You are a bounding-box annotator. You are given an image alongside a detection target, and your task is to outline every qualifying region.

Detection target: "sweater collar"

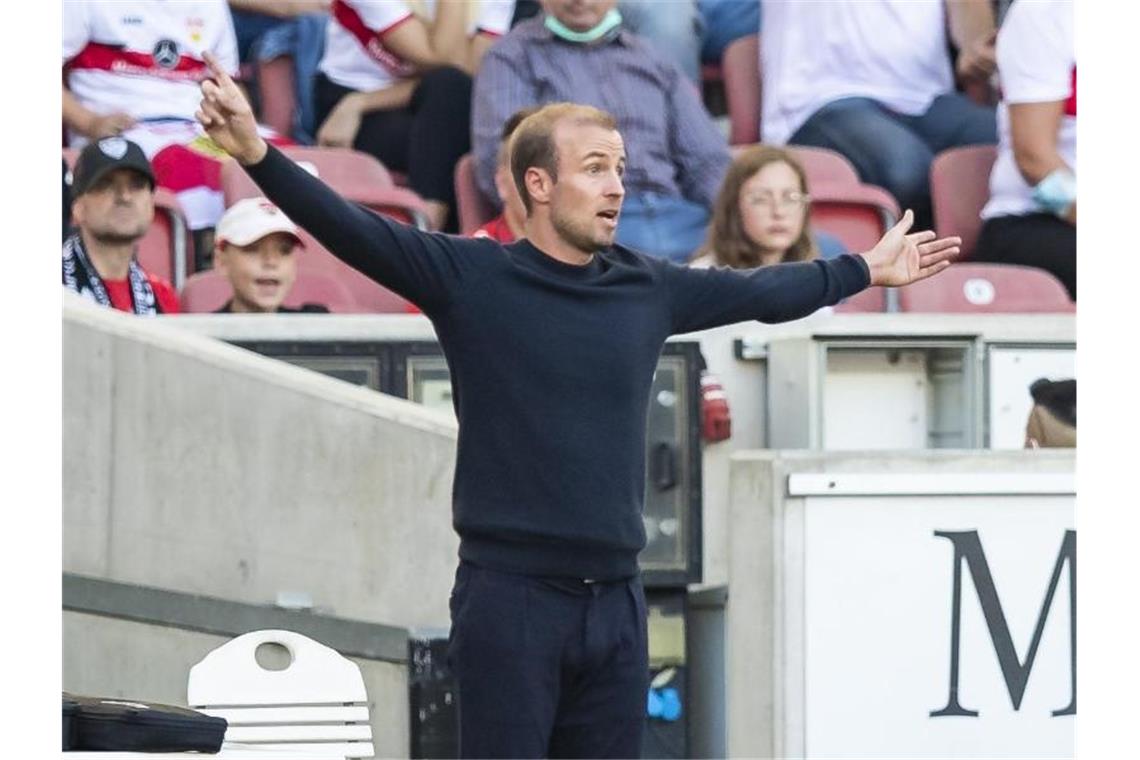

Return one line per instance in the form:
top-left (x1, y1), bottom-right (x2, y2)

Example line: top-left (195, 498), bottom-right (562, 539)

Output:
top-left (515, 240), bottom-right (606, 279)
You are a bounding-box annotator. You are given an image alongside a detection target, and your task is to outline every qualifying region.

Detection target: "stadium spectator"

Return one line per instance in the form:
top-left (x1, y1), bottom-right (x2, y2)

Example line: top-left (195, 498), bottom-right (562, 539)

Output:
top-left (62, 0), bottom-right (256, 232)
top-left (472, 0), bottom-right (731, 263)
top-left (974, 0), bottom-right (1075, 301)
top-left (698, 0), bottom-right (759, 65)
top-left (1024, 378), bottom-right (1076, 449)
top-left (63, 159), bottom-right (73, 243)
top-left (691, 145), bottom-right (846, 268)
top-left (314, 0), bottom-right (515, 232)
top-left (617, 0), bottom-right (760, 85)
top-left (63, 138), bottom-right (180, 315)
top-left (617, 0), bottom-right (702, 83)
top-left (211, 197), bottom-right (329, 313)
top-left (760, 0), bottom-right (998, 230)
top-left (228, 0), bottom-right (331, 144)
top-left (471, 107), bottom-right (538, 243)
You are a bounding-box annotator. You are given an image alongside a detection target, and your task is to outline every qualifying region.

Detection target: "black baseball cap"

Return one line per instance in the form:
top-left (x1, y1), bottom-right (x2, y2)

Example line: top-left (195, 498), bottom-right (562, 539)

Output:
top-left (71, 137), bottom-right (156, 197)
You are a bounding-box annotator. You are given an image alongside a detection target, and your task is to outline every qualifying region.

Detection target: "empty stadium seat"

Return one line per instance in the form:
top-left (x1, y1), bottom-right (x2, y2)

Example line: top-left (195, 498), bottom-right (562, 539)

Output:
top-left (455, 153), bottom-right (497, 235)
top-left (834, 286), bottom-right (887, 313)
top-left (136, 189), bottom-right (193, 289)
top-left (897, 263), bottom-right (1074, 313)
top-left (221, 147), bottom-right (430, 229)
top-left (930, 144), bottom-right (998, 261)
top-left (722, 34), bottom-right (760, 145)
top-left (220, 150), bottom-right (422, 313)
top-left (808, 181), bottom-right (900, 254)
top-left (787, 145), bottom-right (862, 187)
top-left (179, 266), bottom-right (360, 314)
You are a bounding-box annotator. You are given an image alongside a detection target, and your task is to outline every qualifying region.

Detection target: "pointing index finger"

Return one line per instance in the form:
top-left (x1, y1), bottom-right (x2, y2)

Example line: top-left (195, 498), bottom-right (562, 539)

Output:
top-left (202, 51), bottom-right (234, 88)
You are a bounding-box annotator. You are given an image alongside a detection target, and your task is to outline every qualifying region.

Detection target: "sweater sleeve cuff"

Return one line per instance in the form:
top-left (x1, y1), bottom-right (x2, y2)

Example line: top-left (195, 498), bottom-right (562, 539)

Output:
top-left (833, 253), bottom-right (872, 298)
top-left (242, 142), bottom-right (289, 182)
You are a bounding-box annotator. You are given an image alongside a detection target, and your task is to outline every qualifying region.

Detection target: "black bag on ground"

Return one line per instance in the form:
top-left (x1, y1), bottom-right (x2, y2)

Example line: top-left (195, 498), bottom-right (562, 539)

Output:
top-left (63, 692), bottom-right (227, 752)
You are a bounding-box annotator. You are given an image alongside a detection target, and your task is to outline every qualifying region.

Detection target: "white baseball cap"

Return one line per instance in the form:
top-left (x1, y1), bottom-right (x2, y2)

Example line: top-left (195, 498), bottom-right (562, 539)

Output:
top-left (216, 197), bottom-right (304, 248)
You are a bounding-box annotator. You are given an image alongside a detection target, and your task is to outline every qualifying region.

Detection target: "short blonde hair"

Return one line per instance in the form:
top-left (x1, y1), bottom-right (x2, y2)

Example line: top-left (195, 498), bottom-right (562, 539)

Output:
top-left (509, 102), bottom-right (619, 213)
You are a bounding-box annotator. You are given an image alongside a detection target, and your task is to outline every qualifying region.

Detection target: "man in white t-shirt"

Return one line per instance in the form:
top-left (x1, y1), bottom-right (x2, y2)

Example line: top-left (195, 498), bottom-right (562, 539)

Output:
top-left (974, 0), bottom-right (1075, 301)
top-left (313, 0), bottom-right (515, 231)
top-left (761, 0), bottom-right (998, 230)
top-left (62, 0), bottom-right (251, 231)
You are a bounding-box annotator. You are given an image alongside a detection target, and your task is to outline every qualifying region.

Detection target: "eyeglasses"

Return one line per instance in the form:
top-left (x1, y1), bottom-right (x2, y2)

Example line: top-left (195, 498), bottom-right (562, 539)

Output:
top-left (744, 191), bottom-right (810, 210)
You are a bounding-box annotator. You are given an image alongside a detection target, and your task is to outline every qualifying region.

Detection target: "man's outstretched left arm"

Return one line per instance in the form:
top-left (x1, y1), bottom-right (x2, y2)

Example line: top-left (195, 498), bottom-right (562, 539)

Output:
top-left (665, 210), bottom-right (959, 334)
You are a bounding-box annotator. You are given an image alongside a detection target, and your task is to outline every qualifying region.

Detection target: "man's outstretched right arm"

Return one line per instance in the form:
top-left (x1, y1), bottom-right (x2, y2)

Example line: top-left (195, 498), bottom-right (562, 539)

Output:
top-left (196, 52), bottom-right (476, 314)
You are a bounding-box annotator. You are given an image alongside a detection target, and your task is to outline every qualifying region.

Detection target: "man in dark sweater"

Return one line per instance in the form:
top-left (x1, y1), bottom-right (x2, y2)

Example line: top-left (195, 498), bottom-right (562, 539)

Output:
top-left (197, 53), bottom-right (959, 759)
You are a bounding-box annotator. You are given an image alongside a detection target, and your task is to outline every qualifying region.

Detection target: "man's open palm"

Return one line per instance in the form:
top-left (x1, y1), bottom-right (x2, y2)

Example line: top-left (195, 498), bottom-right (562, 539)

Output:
top-left (863, 210), bottom-right (961, 287)
top-left (196, 52), bottom-right (266, 165)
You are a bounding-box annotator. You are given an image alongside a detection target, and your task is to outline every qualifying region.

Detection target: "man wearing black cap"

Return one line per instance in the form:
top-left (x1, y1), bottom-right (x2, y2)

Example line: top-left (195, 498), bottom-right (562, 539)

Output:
top-left (63, 137), bottom-right (180, 315)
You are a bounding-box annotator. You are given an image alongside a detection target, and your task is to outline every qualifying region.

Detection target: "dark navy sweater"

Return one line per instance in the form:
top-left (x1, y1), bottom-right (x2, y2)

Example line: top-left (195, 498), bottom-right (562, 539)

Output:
top-left (246, 144), bottom-right (870, 580)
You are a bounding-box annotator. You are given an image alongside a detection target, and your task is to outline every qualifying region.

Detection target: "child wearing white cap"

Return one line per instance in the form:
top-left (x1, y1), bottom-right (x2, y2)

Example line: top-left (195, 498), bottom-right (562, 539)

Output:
top-left (212, 197), bottom-right (328, 313)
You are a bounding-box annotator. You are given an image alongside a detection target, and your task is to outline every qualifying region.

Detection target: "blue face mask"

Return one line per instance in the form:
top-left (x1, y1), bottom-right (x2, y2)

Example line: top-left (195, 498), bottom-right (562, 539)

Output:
top-left (544, 8), bottom-right (623, 44)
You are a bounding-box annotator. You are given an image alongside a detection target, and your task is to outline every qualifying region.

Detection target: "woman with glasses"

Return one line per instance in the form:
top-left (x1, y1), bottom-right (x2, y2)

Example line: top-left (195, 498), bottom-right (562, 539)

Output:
top-left (690, 145), bottom-right (846, 269)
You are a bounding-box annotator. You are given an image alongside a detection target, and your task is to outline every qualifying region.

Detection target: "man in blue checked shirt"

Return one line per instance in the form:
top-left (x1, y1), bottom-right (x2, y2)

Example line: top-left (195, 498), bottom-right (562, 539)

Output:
top-left (472, 0), bottom-right (731, 265)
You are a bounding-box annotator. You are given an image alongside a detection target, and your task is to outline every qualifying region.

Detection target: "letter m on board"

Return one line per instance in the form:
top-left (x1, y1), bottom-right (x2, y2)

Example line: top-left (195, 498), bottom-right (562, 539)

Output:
top-left (930, 530), bottom-right (1076, 718)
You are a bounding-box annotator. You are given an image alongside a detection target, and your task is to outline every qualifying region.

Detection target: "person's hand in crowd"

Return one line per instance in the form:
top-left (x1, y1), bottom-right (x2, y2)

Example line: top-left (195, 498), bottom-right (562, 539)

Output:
top-left (860, 209), bottom-right (960, 287)
top-left (956, 30), bottom-right (998, 84)
top-left (87, 111), bottom-right (136, 138)
top-left (196, 52), bottom-right (268, 165)
top-left (316, 93), bottom-right (364, 149)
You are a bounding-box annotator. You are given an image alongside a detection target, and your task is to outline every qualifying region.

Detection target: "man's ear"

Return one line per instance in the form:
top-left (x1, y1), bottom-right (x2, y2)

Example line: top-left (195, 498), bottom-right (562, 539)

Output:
top-left (212, 244), bottom-right (230, 274)
top-left (524, 167), bottom-right (553, 207)
top-left (70, 197), bottom-right (85, 228)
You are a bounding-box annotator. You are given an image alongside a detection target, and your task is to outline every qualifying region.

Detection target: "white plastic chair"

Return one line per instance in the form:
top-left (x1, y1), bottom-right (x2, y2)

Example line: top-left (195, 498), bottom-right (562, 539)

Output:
top-left (187, 630), bottom-right (374, 759)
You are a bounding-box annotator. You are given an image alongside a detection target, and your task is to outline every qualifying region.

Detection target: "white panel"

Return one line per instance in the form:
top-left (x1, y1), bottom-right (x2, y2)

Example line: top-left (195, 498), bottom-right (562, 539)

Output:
top-left (238, 742), bottom-right (375, 758)
top-left (824, 350), bottom-right (929, 450)
top-left (788, 472), bottom-right (1075, 496)
top-left (226, 725), bottom-right (372, 742)
top-left (65, 749), bottom-right (347, 759)
top-left (987, 348), bottom-right (1075, 449)
top-left (205, 706), bottom-right (369, 725)
top-left (188, 630), bottom-right (369, 706)
top-left (802, 494), bottom-right (1074, 758)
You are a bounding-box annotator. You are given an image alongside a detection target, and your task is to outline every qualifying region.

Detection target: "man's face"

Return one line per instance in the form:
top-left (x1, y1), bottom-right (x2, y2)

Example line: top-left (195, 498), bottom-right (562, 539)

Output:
top-left (71, 168), bottom-right (154, 245)
top-left (547, 122), bottom-right (626, 253)
top-left (543, 0), bottom-right (617, 31)
top-left (214, 232), bottom-right (299, 313)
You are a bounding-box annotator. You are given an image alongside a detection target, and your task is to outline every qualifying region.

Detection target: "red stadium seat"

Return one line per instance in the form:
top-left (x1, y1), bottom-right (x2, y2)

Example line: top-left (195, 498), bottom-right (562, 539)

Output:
top-left (834, 286), bottom-right (887, 313)
top-left (136, 189), bottom-right (193, 289)
top-left (722, 34), bottom-right (760, 146)
top-left (930, 144), bottom-right (997, 261)
top-left (455, 153), bottom-right (497, 235)
top-left (179, 266), bottom-right (361, 314)
top-left (808, 181), bottom-right (900, 254)
top-left (221, 147), bottom-right (430, 229)
top-left (220, 150), bottom-right (423, 312)
top-left (787, 145), bottom-right (861, 188)
top-left (897, 263), bottom-right (1074, 313)
top-left (290, 228), bottom-right (417, 313)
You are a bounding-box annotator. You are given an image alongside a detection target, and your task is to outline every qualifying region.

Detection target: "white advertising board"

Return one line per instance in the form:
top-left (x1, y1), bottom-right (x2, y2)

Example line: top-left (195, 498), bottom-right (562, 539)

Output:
top-left (800, 490), bottom-right (1075, 758)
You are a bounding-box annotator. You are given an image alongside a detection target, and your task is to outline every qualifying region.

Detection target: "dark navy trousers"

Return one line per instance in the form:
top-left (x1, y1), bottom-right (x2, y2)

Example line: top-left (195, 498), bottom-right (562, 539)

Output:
top-left (447, 561), bottom-right (649, 759)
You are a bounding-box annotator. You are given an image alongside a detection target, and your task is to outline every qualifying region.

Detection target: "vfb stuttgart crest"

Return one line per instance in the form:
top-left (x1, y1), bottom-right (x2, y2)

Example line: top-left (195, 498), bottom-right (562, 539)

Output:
top-left (153, 39), bottom-right (180, 69)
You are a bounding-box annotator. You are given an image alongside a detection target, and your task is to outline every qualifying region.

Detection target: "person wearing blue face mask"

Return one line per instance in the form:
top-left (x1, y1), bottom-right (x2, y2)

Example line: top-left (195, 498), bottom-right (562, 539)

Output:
top-left (472, 0), bottom-right (732, 265)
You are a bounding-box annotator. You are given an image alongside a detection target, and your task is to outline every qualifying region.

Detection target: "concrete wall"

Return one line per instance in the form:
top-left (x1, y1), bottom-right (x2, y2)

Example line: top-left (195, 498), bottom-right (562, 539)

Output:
top-left (64, 294), bottom-right (460, 629)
